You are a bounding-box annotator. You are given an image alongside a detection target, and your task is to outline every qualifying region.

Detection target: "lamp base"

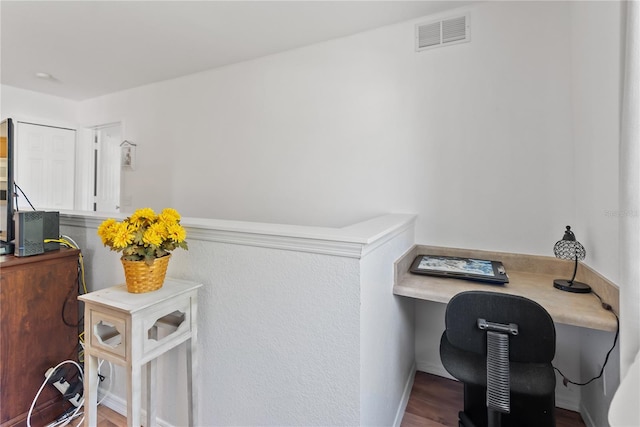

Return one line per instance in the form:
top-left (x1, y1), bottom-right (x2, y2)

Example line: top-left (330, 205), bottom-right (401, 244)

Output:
top-left (553, 279), bottom-right (592, 293)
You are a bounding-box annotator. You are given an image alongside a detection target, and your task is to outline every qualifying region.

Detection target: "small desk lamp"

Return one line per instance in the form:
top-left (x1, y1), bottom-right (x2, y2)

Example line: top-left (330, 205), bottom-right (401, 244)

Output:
top-left (553, 225), bottom-right (591, 293)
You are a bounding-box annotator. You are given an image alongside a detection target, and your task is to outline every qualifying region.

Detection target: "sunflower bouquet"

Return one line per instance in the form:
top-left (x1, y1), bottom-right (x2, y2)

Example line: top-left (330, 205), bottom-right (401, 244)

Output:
top-left (97, 207), bottom-right (188, 266)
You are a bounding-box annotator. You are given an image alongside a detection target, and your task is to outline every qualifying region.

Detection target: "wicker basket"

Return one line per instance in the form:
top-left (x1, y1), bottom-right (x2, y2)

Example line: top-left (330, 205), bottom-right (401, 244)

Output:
top-left (121, 255), bottom-right (171, 293)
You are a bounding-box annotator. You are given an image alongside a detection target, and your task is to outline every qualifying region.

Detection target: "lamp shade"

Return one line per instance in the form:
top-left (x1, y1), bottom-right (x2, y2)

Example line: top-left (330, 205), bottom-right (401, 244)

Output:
top-left (553, 226), bottom-right (586, 261)
top-left (552, 225), bottom-right (591, 293)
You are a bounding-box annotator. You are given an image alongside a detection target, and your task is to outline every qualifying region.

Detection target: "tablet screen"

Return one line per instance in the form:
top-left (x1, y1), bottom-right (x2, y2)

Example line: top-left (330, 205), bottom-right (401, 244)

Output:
top-left (417, 256), bottom-right (496, 277)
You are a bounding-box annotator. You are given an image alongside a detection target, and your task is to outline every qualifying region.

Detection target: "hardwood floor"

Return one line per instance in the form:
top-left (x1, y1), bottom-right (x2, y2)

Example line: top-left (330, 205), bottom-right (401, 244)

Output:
top-left (401, 371), bottom-right (587, 427)
top-left (96, 371), bottom-right (587, 426)
top-left (96, 405), bottom-right (126, 427)
top-left (402, 371), bottom-right (464, 426)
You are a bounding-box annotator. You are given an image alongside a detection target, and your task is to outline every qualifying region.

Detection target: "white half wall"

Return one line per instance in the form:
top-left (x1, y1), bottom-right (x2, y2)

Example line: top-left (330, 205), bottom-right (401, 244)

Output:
top-left (360, 224), bottom-right (415, 426)
top-left (61, 212), bottom-right (415, 425)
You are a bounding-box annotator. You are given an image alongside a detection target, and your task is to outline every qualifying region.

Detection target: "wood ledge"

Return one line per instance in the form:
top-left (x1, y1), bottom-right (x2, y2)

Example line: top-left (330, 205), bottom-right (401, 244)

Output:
top-left (393, 245), bottom-right (619, 332)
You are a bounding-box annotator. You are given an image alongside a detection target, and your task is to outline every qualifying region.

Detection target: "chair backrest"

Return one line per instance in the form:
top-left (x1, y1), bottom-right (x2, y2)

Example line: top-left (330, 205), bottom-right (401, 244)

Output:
top-left (444, 291), bottom-right (555, 363)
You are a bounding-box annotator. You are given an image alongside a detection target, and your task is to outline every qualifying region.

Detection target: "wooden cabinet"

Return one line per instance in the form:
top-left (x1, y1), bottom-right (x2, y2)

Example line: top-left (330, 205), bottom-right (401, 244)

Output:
top-left (0, 249), bottom-right (80, 427)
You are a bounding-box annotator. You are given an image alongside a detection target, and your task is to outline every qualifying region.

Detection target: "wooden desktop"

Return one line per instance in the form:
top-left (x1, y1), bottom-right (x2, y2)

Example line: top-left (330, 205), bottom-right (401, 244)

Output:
top-left (393, 245), bottom-right (618, 332)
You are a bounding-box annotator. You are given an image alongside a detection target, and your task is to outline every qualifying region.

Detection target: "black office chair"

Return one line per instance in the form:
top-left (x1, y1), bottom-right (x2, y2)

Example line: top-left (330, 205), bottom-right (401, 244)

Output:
top-left (440, 291), bottom-right (556, 427)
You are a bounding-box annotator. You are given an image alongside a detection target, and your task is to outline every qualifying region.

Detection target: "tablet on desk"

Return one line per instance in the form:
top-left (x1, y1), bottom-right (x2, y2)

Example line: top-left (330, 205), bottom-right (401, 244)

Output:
top-left (409, 255), bottom-right (509, 285)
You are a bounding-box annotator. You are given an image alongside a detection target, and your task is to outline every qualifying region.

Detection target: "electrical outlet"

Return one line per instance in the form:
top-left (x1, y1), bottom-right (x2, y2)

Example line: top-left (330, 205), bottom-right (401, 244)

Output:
top-left (46, 367), bottom-right (70, 395)
top-left (45, 367), bottom-right (82, 407)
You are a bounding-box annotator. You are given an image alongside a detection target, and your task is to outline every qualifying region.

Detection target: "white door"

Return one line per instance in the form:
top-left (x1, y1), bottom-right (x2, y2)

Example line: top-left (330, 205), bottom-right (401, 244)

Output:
top-left (15, 122), bottom-right (76, 210)
top-left (94, 124), bottom-right (121, 213)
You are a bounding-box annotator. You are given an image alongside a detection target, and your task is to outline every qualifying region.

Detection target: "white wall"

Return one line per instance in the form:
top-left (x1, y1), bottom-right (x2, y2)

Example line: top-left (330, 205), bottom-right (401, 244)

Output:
top-left (359, 225), bottom-right (415, 425)
top-left (75, 1), bottom-right (574, 256)
top-left (570, 2), bottom-right (623, 426)
top-left (571, 1), bottom-right (622, 285)
top-left (0, 84), bottom-right (78, 126)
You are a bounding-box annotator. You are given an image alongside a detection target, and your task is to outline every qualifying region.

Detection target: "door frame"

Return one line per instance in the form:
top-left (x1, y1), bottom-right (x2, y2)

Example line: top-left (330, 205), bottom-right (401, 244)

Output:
top-left (89, 122), bottom-right (122, 213)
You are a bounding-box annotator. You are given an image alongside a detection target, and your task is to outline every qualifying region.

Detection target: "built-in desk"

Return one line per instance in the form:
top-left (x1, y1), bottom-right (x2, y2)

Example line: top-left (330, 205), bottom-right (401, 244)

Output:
top-left (394, 245), bottom-right (619, 332)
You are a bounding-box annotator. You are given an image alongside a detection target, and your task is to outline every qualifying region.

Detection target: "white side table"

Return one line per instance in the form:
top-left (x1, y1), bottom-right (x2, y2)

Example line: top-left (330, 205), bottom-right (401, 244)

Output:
top-left (79, 278), bottom-right (202, 427)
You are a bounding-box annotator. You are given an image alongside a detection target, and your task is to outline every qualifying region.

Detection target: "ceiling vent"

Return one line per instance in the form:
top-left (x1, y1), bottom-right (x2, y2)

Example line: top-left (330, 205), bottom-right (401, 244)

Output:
top-left (415, 14), bottom-right (470, 52)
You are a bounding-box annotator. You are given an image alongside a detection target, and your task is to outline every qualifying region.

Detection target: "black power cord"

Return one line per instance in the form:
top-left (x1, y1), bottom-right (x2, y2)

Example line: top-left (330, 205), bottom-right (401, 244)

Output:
top-left (553, 290), bottom-right (619, 387)
top-left (61, 253), bottom-right (85, 328)
top-left (13, 182), bottom-right (36, 211)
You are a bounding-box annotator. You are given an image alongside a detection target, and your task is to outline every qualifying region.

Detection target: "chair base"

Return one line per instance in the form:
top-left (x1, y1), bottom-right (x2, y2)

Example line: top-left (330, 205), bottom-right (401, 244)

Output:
top-left (461, 384), bottom-right (556, 427)
top-left (459, 411), bottom-right (477, 427)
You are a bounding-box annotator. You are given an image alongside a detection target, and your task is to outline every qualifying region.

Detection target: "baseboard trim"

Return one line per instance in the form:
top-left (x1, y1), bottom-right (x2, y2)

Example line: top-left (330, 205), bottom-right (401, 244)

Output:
top-left (416, 361), bottom-right (581, 412)
top-left (393, 363), bottom-right (417, 427)
top-left (556, 389), bottom-right (580, 412)
top-left (99, 391), bottom-right (173, 427)
top-left (580, 402), bottom-right (598, 427)
top-left (415, 361), bottom-right (454, 380)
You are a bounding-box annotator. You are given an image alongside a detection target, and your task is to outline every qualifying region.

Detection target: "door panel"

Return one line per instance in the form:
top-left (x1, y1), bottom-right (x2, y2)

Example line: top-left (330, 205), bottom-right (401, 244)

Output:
top-left (15, 123), bottom-right (76, 210)
top-left (94, 124), bottom-right (121, 213)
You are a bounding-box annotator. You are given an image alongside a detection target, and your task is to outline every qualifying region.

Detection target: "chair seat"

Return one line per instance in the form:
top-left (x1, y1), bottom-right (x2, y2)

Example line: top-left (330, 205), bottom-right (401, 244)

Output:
top-left (440, 332), bottom-right (556, 397)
